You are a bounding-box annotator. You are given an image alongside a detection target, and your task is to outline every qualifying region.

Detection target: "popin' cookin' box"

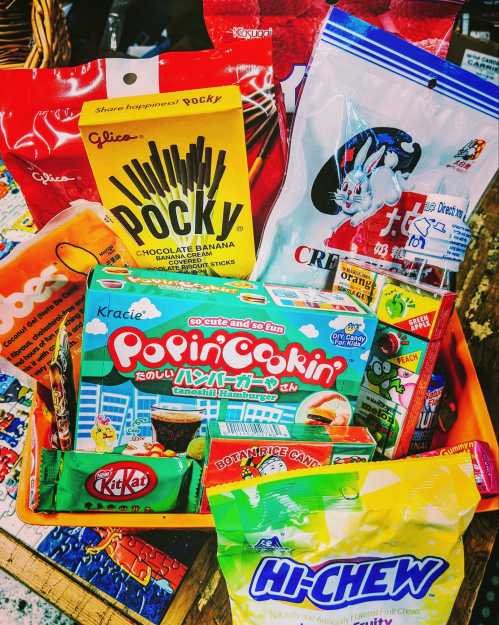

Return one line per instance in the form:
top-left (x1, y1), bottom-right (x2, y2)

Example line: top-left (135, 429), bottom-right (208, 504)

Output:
top-left (75, 266), bottom-right (377, 452)
top-left (200, 421), bottom-right (376, 512)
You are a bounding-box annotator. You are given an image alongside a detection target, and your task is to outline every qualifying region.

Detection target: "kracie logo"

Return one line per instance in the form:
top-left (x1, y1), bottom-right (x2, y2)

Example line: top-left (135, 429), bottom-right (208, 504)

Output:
top-left (108, 328), bottom-right (347, 387)
top-left (88, 130), bottom-right (140, 150)
top-left (86, 461), bottom-right (157, 501)
top-left (31, 171), bottom-right (76, 185)
top-left (0, 265), bottom-right (68, 335)
top-left (249, 555), bottom-right (448, 610)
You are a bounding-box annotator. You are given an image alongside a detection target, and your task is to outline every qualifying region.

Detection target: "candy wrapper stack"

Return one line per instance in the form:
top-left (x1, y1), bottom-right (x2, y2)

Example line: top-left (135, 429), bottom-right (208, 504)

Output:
top-left (0, 5), bottom-right (498, 625)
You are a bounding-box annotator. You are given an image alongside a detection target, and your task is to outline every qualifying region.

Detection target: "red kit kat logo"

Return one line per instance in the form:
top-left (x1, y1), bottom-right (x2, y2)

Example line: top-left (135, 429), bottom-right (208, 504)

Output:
top-left (86, 461), bottom-right (157, 501)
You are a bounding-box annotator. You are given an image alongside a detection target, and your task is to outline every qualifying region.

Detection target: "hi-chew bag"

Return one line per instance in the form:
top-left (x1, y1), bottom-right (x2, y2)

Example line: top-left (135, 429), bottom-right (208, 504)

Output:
top-left (253, 8), bottom-right (499, 289)
top-left (0, 41), bottom-right (285, 244)
top-left (208, 454), bottom-right (480, 625)
top-left (0, 202), bottom-right (133, 388)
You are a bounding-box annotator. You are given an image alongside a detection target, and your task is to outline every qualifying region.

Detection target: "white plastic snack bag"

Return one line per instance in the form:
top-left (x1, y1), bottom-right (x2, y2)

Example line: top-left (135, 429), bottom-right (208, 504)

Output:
top-left (253, 8), bottom-right (499, 289)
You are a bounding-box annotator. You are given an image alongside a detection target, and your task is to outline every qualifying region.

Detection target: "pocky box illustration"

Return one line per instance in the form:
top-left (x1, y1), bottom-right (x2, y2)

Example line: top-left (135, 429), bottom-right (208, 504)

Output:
top-left (76, 266), bottom-right (377, 452)
top-left (79, 85), bottom-right (255, 278)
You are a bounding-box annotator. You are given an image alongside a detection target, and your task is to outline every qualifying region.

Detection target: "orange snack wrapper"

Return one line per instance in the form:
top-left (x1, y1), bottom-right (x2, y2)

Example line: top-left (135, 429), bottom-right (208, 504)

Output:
top-left (0, 202), bottom-right (133, 388)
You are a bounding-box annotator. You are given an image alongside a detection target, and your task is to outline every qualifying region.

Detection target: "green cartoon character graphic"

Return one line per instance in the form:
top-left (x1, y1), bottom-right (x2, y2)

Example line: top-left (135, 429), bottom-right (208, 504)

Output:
top-left (366, 359), bottom-right (405, 400)
top-left (384, 292), bottom-right (415, 319)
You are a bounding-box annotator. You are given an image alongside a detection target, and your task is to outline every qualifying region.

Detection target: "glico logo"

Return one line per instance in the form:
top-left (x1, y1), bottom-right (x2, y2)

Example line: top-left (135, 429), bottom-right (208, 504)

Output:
top-left (108, 328), bottom-right (347, 387)
top-left (86, 461), bottom-right (157, 501)
top-left (249, 555), bottom-right (448, 610)
top-left (88, 130), bottom-right (140, 150)
top-left (31, 171), bottom-right (76, 185)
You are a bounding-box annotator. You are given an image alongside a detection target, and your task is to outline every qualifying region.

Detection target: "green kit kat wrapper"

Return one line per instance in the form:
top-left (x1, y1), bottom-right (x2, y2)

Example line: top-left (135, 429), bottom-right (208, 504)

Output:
top-left (37, 449), bottom-right (197, 513)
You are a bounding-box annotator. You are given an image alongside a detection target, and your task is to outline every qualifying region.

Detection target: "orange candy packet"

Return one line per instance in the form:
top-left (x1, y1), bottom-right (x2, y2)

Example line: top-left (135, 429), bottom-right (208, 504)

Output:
top-left (0, 202), bottom-right (133, 388)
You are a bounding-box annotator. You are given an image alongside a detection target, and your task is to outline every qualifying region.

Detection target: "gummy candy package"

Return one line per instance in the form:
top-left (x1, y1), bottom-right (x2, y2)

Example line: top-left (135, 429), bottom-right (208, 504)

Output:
top-left (253, 8), bottom-right (499, 289)
top-left (208, 454), bottom-right (479, 625)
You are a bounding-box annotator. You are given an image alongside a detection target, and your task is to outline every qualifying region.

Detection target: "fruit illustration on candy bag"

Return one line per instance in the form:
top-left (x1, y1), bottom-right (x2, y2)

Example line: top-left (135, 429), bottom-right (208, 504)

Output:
top-left (384, 291), bottom-right (416, 319)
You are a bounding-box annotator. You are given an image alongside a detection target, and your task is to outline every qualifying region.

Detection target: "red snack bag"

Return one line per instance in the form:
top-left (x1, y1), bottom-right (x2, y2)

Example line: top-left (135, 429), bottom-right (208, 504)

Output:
top-left (0, 41), bottom-right (285, 244)
top-left (337, 0), bottom-right (465, 58)
top-left (204, 0), bottom-right (328, 112)
top-left (204, 0), bottom-right (464, 113)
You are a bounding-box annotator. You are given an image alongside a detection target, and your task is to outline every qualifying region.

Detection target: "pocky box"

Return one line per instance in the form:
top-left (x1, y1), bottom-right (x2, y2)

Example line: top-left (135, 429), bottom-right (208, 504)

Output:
top-left (201, 421), bottom-right (376, 512)
top-left (76, 266), bottom-right (377, 452)
top-left (79, 85), bottom-right (255, 278)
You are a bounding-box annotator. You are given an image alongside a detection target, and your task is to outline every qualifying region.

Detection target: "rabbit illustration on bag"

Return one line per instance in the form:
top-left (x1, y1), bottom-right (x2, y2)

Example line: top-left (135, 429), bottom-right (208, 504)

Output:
top-left (328, 136), bottom-right (412, 233)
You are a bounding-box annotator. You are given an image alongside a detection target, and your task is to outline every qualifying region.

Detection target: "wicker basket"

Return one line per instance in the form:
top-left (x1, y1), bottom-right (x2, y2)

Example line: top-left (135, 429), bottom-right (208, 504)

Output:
top-left (0, 0), bottom-right (70, 69)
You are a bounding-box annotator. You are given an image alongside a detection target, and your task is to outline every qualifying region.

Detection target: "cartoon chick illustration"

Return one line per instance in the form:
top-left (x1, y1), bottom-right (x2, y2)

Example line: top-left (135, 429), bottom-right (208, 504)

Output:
top-left (241, 454), bottom-right (287, 479)
top-left (366, 359), bottom-right (405, 400)
top-left (90, 414), bottom-right (117, 452)
top-left (344, 322), bottom-right (361, 335)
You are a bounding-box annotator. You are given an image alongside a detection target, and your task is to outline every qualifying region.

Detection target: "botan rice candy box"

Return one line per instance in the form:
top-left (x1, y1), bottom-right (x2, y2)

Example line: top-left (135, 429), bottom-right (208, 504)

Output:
top-left (79, 85), bottom-right (255, 278)
top-left (75, 266), bottom-right (377, 452)
top-left (200, 421), bottom-right (376, 512)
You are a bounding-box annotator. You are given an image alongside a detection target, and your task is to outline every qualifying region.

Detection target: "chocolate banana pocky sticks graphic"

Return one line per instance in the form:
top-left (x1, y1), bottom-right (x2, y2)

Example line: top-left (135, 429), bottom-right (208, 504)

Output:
top-left (80, 86), bottom-right (255, 278)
